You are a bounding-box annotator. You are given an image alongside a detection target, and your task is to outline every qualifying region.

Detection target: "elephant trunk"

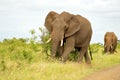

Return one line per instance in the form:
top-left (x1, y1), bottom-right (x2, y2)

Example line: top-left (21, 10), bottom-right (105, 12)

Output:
top-left (51, 31), bottom-right (64, 57)
top-left (51, 38), bottom-right (60, 58)
top-left (106, 45), bottom-right (110, 52)
top-left (105, 44), bottom-right (113, 53)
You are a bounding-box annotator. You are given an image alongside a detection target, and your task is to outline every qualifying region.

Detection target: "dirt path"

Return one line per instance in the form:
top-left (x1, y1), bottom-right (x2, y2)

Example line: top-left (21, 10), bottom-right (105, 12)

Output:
top-left (82, 64), bottom-right (120, 80)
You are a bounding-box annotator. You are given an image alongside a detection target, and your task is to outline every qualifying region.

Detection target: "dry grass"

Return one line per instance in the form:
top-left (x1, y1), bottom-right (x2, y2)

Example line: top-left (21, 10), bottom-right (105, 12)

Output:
top-left (0, 42), bottom-right (120, 80)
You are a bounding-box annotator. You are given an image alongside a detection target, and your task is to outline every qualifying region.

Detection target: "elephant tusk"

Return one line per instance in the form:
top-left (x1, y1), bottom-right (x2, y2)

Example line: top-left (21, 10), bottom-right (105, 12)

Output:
top-left (110, 45), bottom-right (113, 49)
top-left (60, 39), bottom-right (63, 46)
top-left (46, 38), bottom-right (51, 43)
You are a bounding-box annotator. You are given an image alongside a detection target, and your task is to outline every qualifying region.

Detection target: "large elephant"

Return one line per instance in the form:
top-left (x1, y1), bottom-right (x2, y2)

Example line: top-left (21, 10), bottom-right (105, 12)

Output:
top-left (104, 32), bottom-right (118, 53)
top-left (44, 11), bottom-right (92, 64)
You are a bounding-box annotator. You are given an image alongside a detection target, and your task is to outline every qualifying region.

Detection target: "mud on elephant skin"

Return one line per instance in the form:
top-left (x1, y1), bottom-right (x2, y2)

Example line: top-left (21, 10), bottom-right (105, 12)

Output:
top-left (44, 11), bottom-right (93, 64)
top-left (104, 32), bottom-right (118, 54)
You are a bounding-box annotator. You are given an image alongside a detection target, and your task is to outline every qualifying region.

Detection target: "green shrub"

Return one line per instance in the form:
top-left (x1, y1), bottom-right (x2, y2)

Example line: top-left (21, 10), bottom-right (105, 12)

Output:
top-left (90, 43), bottom-right (103, 54)
top-left (0, 55), bottom-right (6, 71)
top-left (68, 50), bottom-right (79, 61)
top-left (9, 48), bottom-right (33, 63)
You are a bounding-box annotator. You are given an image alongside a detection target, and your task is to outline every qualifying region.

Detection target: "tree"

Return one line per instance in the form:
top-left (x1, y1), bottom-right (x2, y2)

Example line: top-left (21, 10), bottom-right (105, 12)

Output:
top-left (39, 27), bottom-right (51, 57)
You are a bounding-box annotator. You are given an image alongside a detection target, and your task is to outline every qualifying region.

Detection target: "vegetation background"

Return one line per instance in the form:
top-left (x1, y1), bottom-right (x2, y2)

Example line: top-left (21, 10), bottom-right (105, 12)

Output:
top-left (0, 28), bottom-right (120, 80)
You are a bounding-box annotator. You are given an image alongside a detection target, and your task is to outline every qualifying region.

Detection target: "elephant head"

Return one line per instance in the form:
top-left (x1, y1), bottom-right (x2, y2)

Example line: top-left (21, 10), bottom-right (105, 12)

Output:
top-left (44, 11), bottom-right (80, 57)
top-left (104, 37), bottom-right (113, 53)
top-left (44, 11), bottom-right (58, 33)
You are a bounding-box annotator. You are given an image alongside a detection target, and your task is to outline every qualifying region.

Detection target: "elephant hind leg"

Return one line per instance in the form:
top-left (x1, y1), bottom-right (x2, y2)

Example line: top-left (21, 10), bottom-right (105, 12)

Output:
top-left (78, 47), bottom-right (91, 64)
top-left (113, 45), bottom-right (117, 53)
top-left (78, 47), bottom-right (86, 63)
top-left (84, 51), bottom-right (91, 64)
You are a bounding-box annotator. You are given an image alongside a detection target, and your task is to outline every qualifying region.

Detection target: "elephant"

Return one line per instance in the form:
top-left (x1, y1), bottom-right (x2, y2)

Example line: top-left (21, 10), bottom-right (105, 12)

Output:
top-left (104, 32), bottom-right (118, 53)
top-left (44, 11), bottom-right (93, 64)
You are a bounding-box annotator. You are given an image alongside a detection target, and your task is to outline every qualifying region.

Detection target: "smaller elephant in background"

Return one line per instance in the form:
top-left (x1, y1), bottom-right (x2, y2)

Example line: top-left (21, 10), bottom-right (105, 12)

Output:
top-left (104, 32), bottom-right (118, 54)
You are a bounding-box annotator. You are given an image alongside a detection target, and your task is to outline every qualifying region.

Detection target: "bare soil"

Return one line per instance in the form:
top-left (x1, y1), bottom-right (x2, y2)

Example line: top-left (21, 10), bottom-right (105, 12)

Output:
top-left (82, 64), bottom-right (120, 80)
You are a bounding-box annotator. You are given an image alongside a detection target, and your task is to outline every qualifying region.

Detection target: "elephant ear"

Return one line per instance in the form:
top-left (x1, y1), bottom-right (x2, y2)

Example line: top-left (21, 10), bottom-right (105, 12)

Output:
top-left (65, 15), bottom-right (80, 37)
top-left (44, 11), bottom-right (58, 33)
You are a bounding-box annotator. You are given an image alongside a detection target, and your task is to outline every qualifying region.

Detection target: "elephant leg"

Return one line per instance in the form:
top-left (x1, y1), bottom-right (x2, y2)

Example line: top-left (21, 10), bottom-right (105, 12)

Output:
top-left (79, 54), bottom-right (84, 63)
top-left (61, 36), bottom-right (75, 62)
top-left (110, 49), bottom-right (114, 54)
top-left (78, 47), bottom-right (88, 63)
top-left (114, 46), bottom-right (117, 53)
top-left (110, 46), bottom-right (114, 54)
top-left (84, 51), bottom-right (91, 64)
top-left (113, 45), bottom-right (117, 53)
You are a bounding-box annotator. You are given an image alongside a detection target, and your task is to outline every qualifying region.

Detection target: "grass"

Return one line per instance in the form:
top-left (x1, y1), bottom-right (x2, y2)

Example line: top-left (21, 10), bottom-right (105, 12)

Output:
top-left (0, 39), bottom-right (120, 80)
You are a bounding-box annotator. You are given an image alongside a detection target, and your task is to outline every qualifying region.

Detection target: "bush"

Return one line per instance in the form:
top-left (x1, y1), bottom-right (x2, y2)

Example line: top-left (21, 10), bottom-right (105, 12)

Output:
top-left (10, 49), bottom-right (33, 63)
top-left (0, 55), bottom-right (6, 71)
top-left (90, 43), bottom-right (103, 54)
top-left (68, 50), bottom-right (79, 61)
top-left (39, 28), bottom-right (52, 59)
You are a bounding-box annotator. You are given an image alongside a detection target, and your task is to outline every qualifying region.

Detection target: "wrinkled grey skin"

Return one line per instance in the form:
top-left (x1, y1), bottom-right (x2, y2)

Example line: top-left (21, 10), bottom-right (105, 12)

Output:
top-left (44, 11), bottom-right (92, 64)
top-left (104, 32), bottom-right (118, 54)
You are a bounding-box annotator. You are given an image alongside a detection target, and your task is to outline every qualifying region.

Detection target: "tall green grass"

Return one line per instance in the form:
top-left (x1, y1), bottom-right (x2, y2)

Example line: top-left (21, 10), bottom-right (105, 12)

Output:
top-left (0, 38), bottom-right (120, 80)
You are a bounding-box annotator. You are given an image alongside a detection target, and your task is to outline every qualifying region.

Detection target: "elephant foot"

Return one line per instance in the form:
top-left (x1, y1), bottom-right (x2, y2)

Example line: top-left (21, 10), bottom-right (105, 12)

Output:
top-left (86, 61), bottom-right (91, 64)
top-left (60, 61), bottom-right (66, 64)
top-left (51, 54), bottom-right (56, 59)
top-left (61, 56), bottom-right (67, 63)
top-left (85, 63), bottom-right (92, 67)
top-left (85, 58), bottom-right (91, 64)
top-left (78, 60), bottom-right (83, 64)
top-left (61, 58), bottom-right (66, 63)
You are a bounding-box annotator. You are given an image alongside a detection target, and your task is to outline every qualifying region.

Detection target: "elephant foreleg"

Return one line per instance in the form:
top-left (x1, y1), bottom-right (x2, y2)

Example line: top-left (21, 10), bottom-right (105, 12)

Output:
top-left (113, 44), bottom-right (117, 53)
top-left (61, 36), bottom-right (75, 62)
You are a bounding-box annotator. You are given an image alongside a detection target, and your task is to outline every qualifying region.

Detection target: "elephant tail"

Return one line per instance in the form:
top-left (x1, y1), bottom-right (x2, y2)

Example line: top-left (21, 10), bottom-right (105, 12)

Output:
top-left (89, 46), bottom-right (93, 60)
